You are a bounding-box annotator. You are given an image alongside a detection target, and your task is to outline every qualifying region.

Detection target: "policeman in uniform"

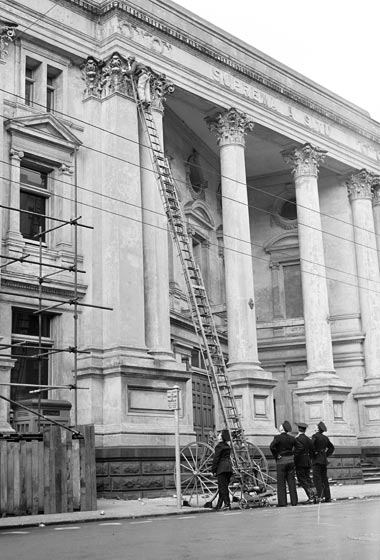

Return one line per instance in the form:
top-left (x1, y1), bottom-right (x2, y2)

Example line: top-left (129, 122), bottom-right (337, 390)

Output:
top-left (312, 421), bottom-right (335, 503)
top-left (294, 422), bottom-right (317, 504)
top-left (270, 421), bottom-right (300, 507)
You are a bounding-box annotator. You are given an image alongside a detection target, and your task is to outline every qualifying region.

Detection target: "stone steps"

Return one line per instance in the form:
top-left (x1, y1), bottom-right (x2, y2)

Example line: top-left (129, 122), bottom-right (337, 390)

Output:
top-left (361, 463), bottom-right (380, 483)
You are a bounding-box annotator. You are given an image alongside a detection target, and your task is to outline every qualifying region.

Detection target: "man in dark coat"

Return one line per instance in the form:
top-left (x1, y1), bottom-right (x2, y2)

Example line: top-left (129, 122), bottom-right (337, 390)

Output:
top-left (294, 422), bottom-right (317, 503)
top-left (270, 421), bottom-right (300, 507)
top-left (212, 429), bottom-right (233, 511)
top-left (311, 421), bottom-right (335, 503)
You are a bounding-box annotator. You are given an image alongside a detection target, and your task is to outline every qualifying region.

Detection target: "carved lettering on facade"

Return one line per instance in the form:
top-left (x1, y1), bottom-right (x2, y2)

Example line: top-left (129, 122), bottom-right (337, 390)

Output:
top-left (211, 67), bottom-right (332, 137)
top-left (118, 21), bottom-right (172, 54)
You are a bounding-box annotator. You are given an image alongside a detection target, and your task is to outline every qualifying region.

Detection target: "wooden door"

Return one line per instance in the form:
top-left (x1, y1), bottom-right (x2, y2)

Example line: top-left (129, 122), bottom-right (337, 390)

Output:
top-left (192, 373), bottom-right (214, 442)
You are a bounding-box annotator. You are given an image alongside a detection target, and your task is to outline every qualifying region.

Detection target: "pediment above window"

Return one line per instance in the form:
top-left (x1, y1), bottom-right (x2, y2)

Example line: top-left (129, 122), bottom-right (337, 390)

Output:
top-left (264, 231), bottom-right (299, 262)
top-left (5, 113), bottom-right (81, 164)
top-left (184, 200), bottom-right (215, 233)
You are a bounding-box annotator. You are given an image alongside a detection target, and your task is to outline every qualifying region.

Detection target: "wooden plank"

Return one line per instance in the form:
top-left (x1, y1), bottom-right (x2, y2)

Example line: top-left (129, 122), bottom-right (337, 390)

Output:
top-left (7, 443), bottom-right (15, 515)
top-left (25, 442), bottom-right (33, 513)
top-left (72, 438), bottom-right (80, 510)
top-left (49, 427), bottom-right (57, 513)
top-left (19, 441), bottom-right (27, 515)
top-left (38, 440), bottom-right (44, 511)
top-left (77, 425), bottom-right (97, 512)
top-left (66, 433), bottom-right (73, 512)
top-left (43, 428), bottom-right (51, 514)
top-left (31, 441), bottom-right (40, 515)
top-left (0, 441), bottom-right (8, 515)
top-left (79, 430), bottom-right (87, 511)
top-left (59, 428), bottom-right (68, 513)
top-left (53, 427), bottom-right (62, 513)
top-left (87, 425), bottom-right (97, 511)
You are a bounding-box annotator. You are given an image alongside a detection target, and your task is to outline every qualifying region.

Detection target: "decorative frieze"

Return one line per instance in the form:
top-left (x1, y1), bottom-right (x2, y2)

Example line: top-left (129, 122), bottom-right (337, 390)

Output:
top-left (0, 22), bottom-right (17, 61)
top-left (205, 107), bottom-right (254, 147)
top-left (346, 169), bottom-right (380, 201)
top-left (282, 143), bottom-right (327, 178)
top-left (81, 52), bottom-right (174, 109)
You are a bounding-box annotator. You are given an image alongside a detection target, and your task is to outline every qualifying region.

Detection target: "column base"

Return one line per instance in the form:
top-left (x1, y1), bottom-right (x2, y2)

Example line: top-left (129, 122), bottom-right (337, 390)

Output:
top-left (0, 421), bottom-right (15, 435)
top-left (294, 373), bottom-right (356, 445)
top-left (148, 348), bottom-right (178, 369)
top-left (226, 365), bottom-right (277, 445)
top-left (354, 378), bottom-right (380, 446)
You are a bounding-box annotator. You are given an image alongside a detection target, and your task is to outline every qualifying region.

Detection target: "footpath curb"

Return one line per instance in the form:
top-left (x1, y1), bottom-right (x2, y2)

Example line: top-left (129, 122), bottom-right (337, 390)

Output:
top-left (1, 485), bottom-right (380, 530)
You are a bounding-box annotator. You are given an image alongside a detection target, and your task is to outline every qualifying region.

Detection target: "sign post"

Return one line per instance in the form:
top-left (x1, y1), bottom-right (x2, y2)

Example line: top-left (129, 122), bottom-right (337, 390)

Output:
top-left (167, 385), bottom-right (181, 511)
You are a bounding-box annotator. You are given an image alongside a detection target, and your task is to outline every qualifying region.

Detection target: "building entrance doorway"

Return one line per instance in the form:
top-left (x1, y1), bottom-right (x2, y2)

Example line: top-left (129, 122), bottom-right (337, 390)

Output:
top-left (192, 372), bottom-right (214, 442)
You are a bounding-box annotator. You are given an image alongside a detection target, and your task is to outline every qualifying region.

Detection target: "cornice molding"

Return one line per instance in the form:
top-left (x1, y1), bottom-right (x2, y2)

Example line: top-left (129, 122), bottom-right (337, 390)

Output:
top-left (58, 0), bottom-right (380, 145)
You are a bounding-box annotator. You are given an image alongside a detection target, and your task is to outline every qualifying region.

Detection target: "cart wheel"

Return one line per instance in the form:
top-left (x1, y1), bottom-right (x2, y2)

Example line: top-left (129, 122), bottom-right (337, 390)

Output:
top-left (246, 442), bottom-right (269, 478)
top-left (175, 441), bottom-right (218, 507)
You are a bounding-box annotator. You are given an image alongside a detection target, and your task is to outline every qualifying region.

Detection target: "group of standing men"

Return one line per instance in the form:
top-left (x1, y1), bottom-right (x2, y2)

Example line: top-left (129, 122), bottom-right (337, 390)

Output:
top-left (270, 421), bottom-right (335, 507)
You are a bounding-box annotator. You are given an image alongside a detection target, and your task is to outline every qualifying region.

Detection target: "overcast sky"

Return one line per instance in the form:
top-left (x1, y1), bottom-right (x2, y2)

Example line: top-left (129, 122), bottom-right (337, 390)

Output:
top-left (172, 0), bottom-right (380, 123)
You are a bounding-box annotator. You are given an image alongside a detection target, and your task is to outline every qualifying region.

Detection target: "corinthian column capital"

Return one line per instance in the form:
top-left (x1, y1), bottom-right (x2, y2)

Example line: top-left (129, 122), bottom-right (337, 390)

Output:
top-left (282, 143), bottom-right (327, 178)
top-left (151, 73), bottom-right (174, 112)
top-left (0, 22), bottom-right (17, 61)
top-left (205, 107), bottom-right (254, 147)
top-left (346, 169), bottom-right (380, 201)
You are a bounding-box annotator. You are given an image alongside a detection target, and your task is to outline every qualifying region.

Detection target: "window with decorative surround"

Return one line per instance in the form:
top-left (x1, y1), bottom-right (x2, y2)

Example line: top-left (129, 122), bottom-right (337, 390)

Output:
top-left (22, 49), bottom-right (66, 114)
top-left (20, 160), bottom-right (52, 242)
top-left (10, 307), bottom-right (54, 403)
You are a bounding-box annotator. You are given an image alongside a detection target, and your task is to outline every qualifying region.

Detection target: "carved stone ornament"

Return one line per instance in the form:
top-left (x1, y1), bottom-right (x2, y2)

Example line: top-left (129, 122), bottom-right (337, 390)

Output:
top-left (282, 143), bottom-right (327, 178)
top-left (81, 52), bottom-right (174, 106)
top-left (346, 169), bottom-right (380, 201)
top-left (150, 73), bottom-right (174, 111)
top-left (81, 56), bottom-right (103, 97)
top-left (205, 107), bottom-right (254, 147)
top-left (0, 22), bottom-right (17, 61)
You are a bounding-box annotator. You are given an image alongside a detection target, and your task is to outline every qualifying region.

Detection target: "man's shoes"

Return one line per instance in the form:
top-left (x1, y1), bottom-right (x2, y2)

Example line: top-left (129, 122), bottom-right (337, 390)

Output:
top-left (222, 505), bottom-right (232, 511)
top-left (305, 498), bottom-right (316, 504)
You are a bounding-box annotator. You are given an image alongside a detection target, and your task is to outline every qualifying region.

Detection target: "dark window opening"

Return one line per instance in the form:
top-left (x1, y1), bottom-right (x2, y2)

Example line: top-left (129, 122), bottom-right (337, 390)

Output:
top-left (11, 308), bottom-right (52, 403)
top-left (20, 163), bottom-right (49, 242)
top-left (280, 198), bottom-right (297, 220)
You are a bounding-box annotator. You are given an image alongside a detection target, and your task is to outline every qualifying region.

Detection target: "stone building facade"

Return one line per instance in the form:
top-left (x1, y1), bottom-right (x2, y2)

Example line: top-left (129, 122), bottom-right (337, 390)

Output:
top-left (1, 0), bottom-right (380, 496)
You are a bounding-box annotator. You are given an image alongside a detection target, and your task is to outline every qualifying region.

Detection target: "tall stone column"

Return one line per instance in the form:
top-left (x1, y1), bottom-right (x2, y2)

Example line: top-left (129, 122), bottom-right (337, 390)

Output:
top-left (282, 144), bottom-right (352, 443)
top-left (347, 170), bottom-right (380, 445)
top-left (206, 108), bottom-right (275, 444)
top-left (139, 76), bottom-right (175, 363)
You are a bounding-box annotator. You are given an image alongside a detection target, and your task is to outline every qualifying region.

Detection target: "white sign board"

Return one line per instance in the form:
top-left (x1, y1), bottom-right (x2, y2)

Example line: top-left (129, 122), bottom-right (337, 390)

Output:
top-left (167, 388), bottom-right (179, 410)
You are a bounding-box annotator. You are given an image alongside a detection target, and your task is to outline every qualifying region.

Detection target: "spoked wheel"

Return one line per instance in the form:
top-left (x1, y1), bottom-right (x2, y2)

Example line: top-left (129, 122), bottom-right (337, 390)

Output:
top-left (176, 442), bottom-right (218, 507)
top-left (246, 441), bottom-right (270, 487)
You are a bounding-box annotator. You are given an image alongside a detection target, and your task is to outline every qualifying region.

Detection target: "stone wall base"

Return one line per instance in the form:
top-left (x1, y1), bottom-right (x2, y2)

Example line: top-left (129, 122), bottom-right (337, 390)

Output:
top-left (96, 445), bottom-right (369, 499)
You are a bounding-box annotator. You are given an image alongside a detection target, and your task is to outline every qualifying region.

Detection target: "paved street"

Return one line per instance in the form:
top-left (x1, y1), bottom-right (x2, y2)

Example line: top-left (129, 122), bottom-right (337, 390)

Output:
top-left (1, 498), bottom-right (380, 560)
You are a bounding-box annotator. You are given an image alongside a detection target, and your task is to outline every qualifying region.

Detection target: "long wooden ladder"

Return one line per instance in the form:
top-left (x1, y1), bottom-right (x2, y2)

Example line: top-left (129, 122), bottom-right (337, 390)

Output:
top-left (137, 100), bottom-right (266, 485)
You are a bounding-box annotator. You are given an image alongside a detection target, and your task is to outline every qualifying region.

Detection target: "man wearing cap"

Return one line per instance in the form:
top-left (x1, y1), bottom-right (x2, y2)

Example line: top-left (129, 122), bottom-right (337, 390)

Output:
top-left (270, 421), bottom-right (300, 507)
top-left (294, 423), bottom-right (317, 504)
top-left (311, 421), bottom-right (335, 503)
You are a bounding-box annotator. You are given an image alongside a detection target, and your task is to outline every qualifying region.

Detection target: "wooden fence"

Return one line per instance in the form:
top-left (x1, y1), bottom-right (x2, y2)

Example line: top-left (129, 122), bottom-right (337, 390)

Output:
top-left (0, 424), bottom-right (96, 516)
